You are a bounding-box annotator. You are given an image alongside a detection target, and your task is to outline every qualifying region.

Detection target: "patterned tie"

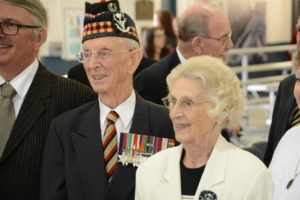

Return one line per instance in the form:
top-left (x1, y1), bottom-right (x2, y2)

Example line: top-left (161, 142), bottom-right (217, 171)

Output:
top-left (102, 111), bottom-right (119, 182)
top-left (0, 83), bottom-right (16, 158)
top-left (290, 107), bottom-right (300, 127)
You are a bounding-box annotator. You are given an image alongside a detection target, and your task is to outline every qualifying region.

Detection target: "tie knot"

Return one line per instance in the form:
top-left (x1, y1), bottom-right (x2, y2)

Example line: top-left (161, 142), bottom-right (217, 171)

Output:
top-left (1, 83), bottom-right (16, 99)
top-left (106, 111), bottom-right (119, 124)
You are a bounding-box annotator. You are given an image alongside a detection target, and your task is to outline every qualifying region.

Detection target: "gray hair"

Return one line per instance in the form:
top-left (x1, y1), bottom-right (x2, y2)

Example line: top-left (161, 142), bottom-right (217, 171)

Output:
top-left (166, 56), bottom-right (244, 127)
top-left (5, 0), bottom-right (47, 38)
top-left (123, 37), bottom-right (140, 50)
top-left (178, 13), bottom-right (209, 42)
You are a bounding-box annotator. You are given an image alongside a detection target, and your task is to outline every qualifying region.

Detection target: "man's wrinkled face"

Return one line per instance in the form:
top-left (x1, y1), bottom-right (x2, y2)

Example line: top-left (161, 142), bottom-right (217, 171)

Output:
top-left (200, 13), bottom-right (233, 62)
top-left (82, 37), bottom-right (133, 95)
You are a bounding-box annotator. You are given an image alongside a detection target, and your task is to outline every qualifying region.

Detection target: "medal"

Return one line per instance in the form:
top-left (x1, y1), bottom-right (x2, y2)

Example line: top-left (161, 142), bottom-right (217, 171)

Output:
top-left (118, 132), bottom-right (176, 167)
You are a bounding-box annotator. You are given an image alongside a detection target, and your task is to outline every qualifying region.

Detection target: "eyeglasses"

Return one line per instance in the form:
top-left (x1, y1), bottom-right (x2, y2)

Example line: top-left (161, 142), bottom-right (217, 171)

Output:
top-left (199, 32), bottom-right (232, 45)
top-left (77, 49), bottom-right (133, 63)
top-left (0, 21), bottom-right (41, 36)
top-left (162, 96), bottom-right (209, 112)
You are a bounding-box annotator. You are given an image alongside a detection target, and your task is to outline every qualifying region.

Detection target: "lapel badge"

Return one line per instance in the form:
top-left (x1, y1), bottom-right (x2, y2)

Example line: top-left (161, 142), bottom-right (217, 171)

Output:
top-left (199, 190), bottom-right (217, 200)
top-left (113, 12), bottom-right (130, 32)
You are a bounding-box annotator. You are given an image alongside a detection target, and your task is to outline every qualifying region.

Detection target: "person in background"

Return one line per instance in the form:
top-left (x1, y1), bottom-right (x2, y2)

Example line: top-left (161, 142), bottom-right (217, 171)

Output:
top-left (0, 0), bottom-right (96, 199)
top-left (40, 2), bottom-right (175, 200)
top-left (172, 17), bottom-right (179, 37)
top-left (268, 52), bottom-right (300, 200)
top-left (263, 16), bottom-right (300, 166)
top-left (153, 9), bottom-right (177, 48)
top-left (142, 27), bottom-right (172, 61)
top-left (135, 56), bottom-right (272, 200)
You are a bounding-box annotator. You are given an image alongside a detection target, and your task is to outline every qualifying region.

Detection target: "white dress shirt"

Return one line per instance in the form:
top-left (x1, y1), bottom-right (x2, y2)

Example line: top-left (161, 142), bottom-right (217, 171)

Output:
top-left (0, 59), bottom-right (38, 117)
top-left (99, 91), bottom-right (136, 143)
top-left (176, 47), bottom-right (186, 64)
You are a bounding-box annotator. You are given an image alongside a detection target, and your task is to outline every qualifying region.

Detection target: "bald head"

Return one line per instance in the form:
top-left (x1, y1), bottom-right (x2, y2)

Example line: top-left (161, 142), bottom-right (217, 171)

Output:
top-left (177, 2), bottom-right (233, 61)
top-left (178, 2), bottom-right (225, 41)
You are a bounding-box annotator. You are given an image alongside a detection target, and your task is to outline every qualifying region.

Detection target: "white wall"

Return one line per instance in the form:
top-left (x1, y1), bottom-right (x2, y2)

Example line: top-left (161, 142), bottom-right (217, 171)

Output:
top-left (265, 0), bottom-right (292, 43)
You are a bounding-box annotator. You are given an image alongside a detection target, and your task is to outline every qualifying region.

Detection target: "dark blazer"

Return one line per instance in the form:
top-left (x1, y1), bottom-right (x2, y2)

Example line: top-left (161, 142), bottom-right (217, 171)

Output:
top-left (264, 74), bottom-right (297, 166)
top-left (133, 50), bottom-right (180, 105)
top-left (68, 57), bottom-right (156, 88)
top-left (40, 94), bottom-right (175, 200)
top-left (68, 63), bottom-right (91, 87)
top-left (0, 63), bottom-right (97, 200)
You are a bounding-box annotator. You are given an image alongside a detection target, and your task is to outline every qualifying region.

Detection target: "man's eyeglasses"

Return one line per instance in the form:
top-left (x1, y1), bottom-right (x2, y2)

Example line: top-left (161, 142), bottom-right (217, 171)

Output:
top-left (162, 96), bottom-right (209, 112)
top-left (77, 49), bottom-right (133, 63)
top-left (199, 32), bottom-right (232, 45)
top-left (0, 21), bottom-right (41, 36)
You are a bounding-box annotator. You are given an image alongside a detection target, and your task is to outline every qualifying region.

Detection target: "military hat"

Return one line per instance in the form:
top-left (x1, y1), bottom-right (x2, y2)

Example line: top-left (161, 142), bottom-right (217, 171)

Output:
top-left (82, 1), bottom-right (139, 44)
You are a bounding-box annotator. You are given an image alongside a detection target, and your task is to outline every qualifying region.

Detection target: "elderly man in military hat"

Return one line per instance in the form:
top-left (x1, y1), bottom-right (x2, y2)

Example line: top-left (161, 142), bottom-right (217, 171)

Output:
top-left (40, 1), bottom-right (175, 200)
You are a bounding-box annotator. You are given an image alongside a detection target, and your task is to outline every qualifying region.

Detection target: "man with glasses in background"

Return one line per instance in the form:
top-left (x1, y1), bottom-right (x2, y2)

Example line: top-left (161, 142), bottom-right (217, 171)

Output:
top-left (40, 2), bottom-right (175, 200)
top-left (134, 2), bottom-right (233, 106)
top-left (134, 2), bottom-right (239, 138)
top-left (0, 0), bottom-right (96, 199)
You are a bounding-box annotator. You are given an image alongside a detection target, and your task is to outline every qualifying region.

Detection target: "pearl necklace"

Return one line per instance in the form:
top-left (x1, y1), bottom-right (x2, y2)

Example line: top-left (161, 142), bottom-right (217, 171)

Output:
top-left (286, 157), bottom-right (300, 189)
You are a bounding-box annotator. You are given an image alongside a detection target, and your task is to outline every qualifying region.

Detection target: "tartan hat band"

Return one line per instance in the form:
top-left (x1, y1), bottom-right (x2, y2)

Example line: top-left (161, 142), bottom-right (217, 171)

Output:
top-left (82, 10), bottom-right (139, 44)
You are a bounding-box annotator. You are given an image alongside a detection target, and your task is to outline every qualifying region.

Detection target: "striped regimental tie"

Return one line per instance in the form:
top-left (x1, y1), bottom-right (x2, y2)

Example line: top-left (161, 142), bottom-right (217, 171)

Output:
top-left (102, 111), bottom-right (119, 182)
top-left (0, 83), bottom-right (16, 158)
top-left (290, 107), bottom-right (300, 127)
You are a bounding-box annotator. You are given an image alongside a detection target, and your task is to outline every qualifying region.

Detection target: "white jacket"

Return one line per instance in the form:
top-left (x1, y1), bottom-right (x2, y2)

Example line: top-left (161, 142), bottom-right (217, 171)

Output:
top-left (135, 135), bottom-right (272, 200)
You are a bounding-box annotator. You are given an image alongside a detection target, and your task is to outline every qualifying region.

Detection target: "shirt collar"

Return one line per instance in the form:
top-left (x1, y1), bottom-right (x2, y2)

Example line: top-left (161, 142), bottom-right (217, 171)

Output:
top-left (176, 47), bottom-right (186, 64)
top-left (99, 91), bottom-right (136, 129)
top-left (0, 59), bottom-right (39, 99)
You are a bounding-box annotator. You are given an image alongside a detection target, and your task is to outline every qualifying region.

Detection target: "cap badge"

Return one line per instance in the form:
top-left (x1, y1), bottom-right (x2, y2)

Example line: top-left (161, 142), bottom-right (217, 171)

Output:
top-left (113, 12), bottom-right (130, 32)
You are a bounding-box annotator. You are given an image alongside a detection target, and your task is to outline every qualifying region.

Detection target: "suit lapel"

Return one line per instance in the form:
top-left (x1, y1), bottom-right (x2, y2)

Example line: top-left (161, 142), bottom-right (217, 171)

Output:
top-left (286, 76), bottom-right (297, 125)
top-left (70, 101), bottom-right (108, 200)
top-left (129, 94), bottom-right (150, 134)
top-left (195, 136), bottom-right (227, 200)
top-left (0, 64), bottom-right (50, 162)
top-left (163, 146), bottom-right (183, 200)
top-left (168, 50), bottom-right (180, 70)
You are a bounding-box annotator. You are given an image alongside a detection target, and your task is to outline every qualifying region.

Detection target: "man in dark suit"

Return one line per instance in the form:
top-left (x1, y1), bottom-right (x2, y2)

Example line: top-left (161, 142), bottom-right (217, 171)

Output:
top-left (0, 0), bottom-right (97, 200)
top-left (134, 2), bottom-right (233, 105)
top-left (264, 17), bottom-right (300, 166)
top-left (40, 3), bottom-right (175, 200)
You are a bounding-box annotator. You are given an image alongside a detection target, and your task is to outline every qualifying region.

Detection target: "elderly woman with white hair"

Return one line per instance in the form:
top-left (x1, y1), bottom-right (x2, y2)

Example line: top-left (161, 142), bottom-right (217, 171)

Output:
top-left (135, 56), bottom-right (272, 200)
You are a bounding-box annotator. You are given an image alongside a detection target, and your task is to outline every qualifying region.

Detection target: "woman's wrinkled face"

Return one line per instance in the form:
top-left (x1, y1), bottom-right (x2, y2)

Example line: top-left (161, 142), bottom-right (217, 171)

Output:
top-left (168, 77), bottom-right (217, 145)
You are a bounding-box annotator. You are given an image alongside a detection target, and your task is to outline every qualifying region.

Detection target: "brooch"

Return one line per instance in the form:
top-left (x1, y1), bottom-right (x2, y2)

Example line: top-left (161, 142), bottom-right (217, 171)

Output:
top-left (199, 190), bottom-right (218, 200)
